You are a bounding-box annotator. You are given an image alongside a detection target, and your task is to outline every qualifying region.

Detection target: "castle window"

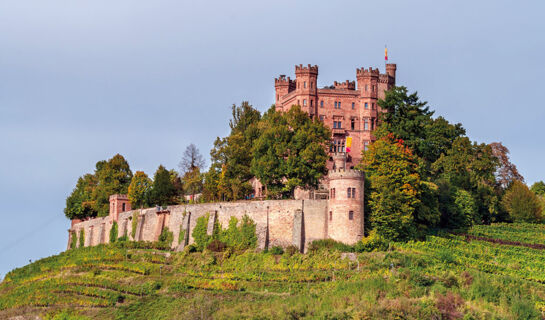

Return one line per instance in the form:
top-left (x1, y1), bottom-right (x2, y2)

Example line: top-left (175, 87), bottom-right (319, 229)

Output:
top-left (320, 100), bottom-right (324, 108)
top-left (371, 120), bottom-right (374, 130)
top-left (329, 211), bottom-right (332, 221)
top-left (364, 141), bottom-right (369, 151)
top-left (304, 81), bottom-right (307, 88)
top-left (364, 119), bottom-right (369, 131)
top-left (351, 119), bottom-right (355, 130)
top-left (338, 102), bottom-right (341, 108)
top-left (349, 211), bottom-right (354, 220)
top-left (365, 102), bottom-right (368, 109)
top-left (332, 139), bottom-right (345, 152)
top-left (352, 102), bottom-right (355, 109)
top-left (303, 99), bottom-right (307, 106)
top-left (372, 103), bottom-right (375, 110)
top-left (334, 101), bottom-right (338, 108)
top-left (331, 188), bottom-right (335, 199)
top-left (310, 100), bottom-right (313, 107)
top-left (333, 121), bottom-right (337, 129)
top-left (122, 203), bottom-right (126, 211)
top-left (365, 85), bottom-right (368, 92)
top-left (347, 188), bottom-right (351, 198)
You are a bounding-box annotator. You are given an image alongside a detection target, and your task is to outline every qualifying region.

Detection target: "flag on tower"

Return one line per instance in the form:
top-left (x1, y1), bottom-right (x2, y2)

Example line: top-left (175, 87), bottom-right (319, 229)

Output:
top-left (346, 136), bottom-right (353, 153)
top-left (385, 46), bottom-right (388, 61)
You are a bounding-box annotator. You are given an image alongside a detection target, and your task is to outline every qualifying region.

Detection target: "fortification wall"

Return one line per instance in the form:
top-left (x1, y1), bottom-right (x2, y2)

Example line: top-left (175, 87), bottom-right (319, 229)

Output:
top-left (70, 199), bottom-right (329, 252)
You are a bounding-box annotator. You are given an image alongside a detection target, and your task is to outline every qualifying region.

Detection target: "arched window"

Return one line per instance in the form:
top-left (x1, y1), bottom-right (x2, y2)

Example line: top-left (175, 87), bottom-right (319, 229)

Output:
top-left (349, 211), bottom-right (354, 220)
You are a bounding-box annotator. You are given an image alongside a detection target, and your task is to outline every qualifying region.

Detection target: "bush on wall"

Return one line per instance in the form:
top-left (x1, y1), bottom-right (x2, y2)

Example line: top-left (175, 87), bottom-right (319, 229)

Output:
top-left (78, 229), bottom-right (85, 248)
top-left (158, 227), bottom-right (174, 247)
top-left (109, 221), bottom-right (118, 243)
top-left (131, 211), bottom-right (139, 239)
top-left (70, 231), bottom-right (77, 249)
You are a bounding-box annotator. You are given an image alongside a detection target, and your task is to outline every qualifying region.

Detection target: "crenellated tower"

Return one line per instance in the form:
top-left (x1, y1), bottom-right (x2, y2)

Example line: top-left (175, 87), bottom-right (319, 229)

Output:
top-left (109, 194), bottom-right (131, 222)
top-left (294, 64), bottom-right (319, 117)
top-left (327, 153), bottom-right (364, 244)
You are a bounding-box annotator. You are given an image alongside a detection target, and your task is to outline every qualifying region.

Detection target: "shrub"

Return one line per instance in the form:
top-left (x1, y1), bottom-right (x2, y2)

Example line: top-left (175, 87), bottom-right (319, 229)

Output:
top-left (309, 239), bottom-right (353, 252)
top-left (207, 239), bottom-right (227, 252)
top-left (502, 180), bottom-right (544, 223)
top-left (284, 245), bottom-right (299, 256)
top-left (70, 231), bottom-right (77, 249)
top-left (109, 221), bottom-right (118, 243)
top-left (192, 213), bottom-right (211, 251)
top-left (178, 226), bottom-right (186, 245)
top-left (131, 211), bottom-right (139, 239)
top-left (219, 215), bottom-right (258, 251)
top-left (269, 246), bottom-right (284, 255)
top-left (354, 230), bottom-right (388, 252)
top-left (117, 235), bottom-right (128, 242)
top-left (158, 227), bottom-right (174, 247)
top-left (78, 229), bottom-right (85, 248)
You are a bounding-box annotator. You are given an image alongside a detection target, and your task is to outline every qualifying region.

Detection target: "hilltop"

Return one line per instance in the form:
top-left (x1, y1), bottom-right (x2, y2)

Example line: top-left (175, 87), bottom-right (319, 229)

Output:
top-left (1, 223), bottom-right (544, 319)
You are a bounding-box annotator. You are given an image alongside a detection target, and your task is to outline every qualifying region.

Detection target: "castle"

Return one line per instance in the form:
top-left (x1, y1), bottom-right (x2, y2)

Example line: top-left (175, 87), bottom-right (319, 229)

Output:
top-left (68, 62), bottom-right (396, 252)
top-left (275, 63), bottom-right (396, 167)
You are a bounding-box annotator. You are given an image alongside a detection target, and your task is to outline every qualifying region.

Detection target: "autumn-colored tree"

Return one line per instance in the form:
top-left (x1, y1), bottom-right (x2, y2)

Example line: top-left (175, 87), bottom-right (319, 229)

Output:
top-left (358, 134), bottom-right (422, 241)
top-left (128, 171), bottom-right (152, 208)
top-left (251, 105), bottom-right (331, 198)
top-left (183, 167), bottom-right (204, 201)
top-left (502, 180), bottom-right (544, 223)
top-left (490, 142), bottom-right (524, 188)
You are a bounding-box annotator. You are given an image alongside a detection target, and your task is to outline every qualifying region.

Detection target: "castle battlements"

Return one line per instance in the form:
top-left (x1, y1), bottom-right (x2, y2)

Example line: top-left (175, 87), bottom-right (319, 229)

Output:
top-left (333, 80), bottom-right (356, 90)
top-left (295, 64), bottom-right (319, 74)
top-left (356, 67), bottom-right (380, 77)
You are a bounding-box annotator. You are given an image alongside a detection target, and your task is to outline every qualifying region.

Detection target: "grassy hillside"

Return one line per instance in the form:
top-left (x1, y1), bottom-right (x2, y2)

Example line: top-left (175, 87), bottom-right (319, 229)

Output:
top-left (2, 224), bottom-right (545, 319)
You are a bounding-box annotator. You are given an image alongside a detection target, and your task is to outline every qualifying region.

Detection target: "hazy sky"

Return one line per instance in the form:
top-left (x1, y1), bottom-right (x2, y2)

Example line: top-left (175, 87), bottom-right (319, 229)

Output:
top-left (1, 0), bottom-right (544, 277)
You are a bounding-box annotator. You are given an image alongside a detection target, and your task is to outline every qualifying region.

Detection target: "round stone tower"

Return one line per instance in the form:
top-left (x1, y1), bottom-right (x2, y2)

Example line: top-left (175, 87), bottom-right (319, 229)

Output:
top-left (327, 153), bottom-right (364, 244)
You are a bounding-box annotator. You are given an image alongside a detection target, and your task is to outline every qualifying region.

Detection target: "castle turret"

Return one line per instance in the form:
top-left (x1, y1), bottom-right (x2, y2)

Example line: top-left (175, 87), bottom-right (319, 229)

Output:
top-left (109, 194), bottom-right (131, 222)
top-left (274, 75), bottom-right (295, 110)
top-left (295, 64), bottom-right (319, 117)
top-left (327, 153), bottom-right (364, 244)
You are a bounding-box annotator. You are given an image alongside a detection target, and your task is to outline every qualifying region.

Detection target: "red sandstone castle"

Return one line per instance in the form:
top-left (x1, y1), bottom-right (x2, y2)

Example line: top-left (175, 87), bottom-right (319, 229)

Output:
top-left (274, 63), bottom-right (397, 167)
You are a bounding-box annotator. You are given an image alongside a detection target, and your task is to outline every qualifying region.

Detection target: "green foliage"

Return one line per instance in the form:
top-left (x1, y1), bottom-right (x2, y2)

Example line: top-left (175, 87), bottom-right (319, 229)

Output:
top-left (64, 154), bottom-right (132, 219)
top-left (453, 189), bottom-right (478, 227)
top-left (191, 213), bottom-right (211, 251)
top-left (359, 134), bottom-right (423, 241)
top-left (308, 239), bottom-right (352, 252)
top-left (218, 215), bottom-right (257, 250)
top-left (78, 229), bottom-right (85, 248)
top-left (158, 228), bottom-right (174, 247)
top-left (131, 211), bottom-right (138, 239)
top-left (70, 231), bottom-right (77, 250)
top-left (128, 171), bottom-right (152, 208)
top-left (182, 167), bottom-right (203, 199)
top-left (355, 230), bottom-right (389, 252)
top-left (376, 86), bottom-right (465, 165)
top-left (204, 102), bottom-right (262, 201)
top-left (251, 105), bottom-right (331, 198)
top-left (502, 180), bottom-right (544, 223)
top-left (531, 181), bottom-right (545, 196)
top-left (150, 165), bottom-right (177, 207)
top-left (109, 221), bottom-right (118, 243)
top-left (268, 246), bottom-right (284, 255)
top-left (178, 226), bottom-right (186, 245)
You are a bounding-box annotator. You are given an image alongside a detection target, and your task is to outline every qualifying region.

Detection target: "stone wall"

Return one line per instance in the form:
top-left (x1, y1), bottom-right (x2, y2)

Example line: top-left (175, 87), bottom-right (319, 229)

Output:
top-left (70, 199), bottom-right (329, 253)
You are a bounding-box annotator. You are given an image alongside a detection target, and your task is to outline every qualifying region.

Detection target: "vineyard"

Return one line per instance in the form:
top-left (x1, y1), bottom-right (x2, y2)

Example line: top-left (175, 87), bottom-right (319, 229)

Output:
top-left (1, 224), bottom-right (545, 319)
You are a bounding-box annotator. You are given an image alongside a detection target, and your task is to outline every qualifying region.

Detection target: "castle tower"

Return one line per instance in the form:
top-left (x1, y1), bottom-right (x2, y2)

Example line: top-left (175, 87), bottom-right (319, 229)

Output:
top-left (109, 194), bottom-right (131, 222)
top-left (294, 64), bottom-right (319, 117)
top-left (274, 75), bottom-right (294, 108)
top-left (327, 153), bottom-right (364, 244)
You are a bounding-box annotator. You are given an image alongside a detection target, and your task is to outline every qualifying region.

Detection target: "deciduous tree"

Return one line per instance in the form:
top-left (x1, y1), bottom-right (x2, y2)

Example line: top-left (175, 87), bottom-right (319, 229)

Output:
top-left (502, 180), bottom-right (543, 223)
top-left (128, 171), bottom-right (152, 208)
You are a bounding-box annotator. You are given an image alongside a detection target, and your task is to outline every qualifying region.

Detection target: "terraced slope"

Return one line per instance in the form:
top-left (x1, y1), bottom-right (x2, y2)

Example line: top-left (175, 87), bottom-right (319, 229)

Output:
top-left (1, 224), bottom-right (545, 319)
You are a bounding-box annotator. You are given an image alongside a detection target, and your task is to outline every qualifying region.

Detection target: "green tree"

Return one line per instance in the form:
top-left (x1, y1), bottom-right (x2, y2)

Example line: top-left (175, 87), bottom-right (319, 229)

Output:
top-left (204, 102), bottom-right (262, 201)
top-left (128, 171), bottom-right (152, 208)
top-left (376, 86), bottom-right (465, 165)
top-left (150, 165), bottom-right (177, 207)
top-left (109, 221), bottom-right (118, 243)
top-left (92, 154), bottom-right (133, 216)
top-left (531, 181), bottom-right (545, 196)
top-left (251, 105), bottom-right (331, 198)
top-left (502, 180), bottom-right (544, 223)
top-left (358, 134), bottom-right (422, 241)
top-left (64, 174), bottom-right (98, 219)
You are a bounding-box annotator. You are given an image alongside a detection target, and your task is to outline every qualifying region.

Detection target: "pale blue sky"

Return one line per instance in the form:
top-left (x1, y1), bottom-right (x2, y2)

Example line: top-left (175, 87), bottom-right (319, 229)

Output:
top-left (0, 0), bottom-right (543, 277)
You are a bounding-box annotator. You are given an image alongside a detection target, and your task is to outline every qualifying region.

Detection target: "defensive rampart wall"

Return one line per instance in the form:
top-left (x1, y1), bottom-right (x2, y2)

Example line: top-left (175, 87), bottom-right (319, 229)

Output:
top-left (69, 199), bottom-right (329, 253)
